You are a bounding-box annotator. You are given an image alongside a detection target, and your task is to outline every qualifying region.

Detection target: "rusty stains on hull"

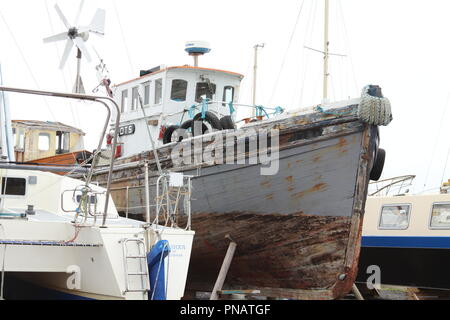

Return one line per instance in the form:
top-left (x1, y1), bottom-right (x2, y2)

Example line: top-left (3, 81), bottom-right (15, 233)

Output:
top-left (186, 211), bottom-right (351, 294)
top-left (291, 183), bottom-right (328, 200)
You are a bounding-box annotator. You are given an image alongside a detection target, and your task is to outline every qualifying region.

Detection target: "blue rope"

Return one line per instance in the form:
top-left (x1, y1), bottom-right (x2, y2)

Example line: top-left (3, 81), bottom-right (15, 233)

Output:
top-left (188, 105), bottom-right (197, 119)
top-left (255, 106), bottom-right (270, 119)
top-left (201, 98), bottom-right (209, 119)
top-left (274, 106), bottom-right (284, 115)
top-left (228, 101), bottom-right (236, 115)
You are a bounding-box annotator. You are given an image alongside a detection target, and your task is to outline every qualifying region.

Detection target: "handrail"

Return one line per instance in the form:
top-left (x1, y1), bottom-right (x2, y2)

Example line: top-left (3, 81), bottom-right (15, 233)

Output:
top-left (0, 86), bottom-right (121, 227)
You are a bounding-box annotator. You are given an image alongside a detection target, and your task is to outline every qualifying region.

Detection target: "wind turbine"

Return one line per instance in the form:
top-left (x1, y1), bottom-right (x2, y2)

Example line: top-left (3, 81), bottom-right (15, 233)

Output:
top-left (43, 0), bottom-right (106, 93)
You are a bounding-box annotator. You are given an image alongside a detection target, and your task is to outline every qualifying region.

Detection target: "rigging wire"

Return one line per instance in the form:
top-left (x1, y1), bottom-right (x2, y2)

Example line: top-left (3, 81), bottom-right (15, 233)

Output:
top-left (113, 0), bottom-right (135, 77)
top-left (0, 4), bottom-right (97, 186)
top-left (337, 0), bottom-right (359, 95)
top-left (298, 0), bottom-right (318, 107)
top-left (423, 91), bottom-right (450, 191)
top-left (0, 8), bottom-right (74, 141)
top-left (268, 0), bottom-right (306, 106)
top-left (441, 146), bottom-right (450, 187)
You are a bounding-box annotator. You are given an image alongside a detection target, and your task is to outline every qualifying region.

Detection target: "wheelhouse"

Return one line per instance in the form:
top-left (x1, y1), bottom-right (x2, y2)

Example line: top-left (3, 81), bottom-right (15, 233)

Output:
top-left (112, 66), bottom-right (244, 158)
top-left (11, 120), bottom-right (86, 163)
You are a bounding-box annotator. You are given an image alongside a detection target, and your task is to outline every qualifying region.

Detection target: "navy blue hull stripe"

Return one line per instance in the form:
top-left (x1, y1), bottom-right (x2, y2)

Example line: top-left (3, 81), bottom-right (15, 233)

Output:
top-left (2, 275), bottom-right (94, 300)
top-left (362, 236), bottom-right (450, 249)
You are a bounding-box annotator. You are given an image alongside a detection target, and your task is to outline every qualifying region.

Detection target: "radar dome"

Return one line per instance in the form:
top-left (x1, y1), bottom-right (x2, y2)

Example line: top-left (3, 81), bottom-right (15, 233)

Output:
top-left (185, 41), bottom-right (211, 55)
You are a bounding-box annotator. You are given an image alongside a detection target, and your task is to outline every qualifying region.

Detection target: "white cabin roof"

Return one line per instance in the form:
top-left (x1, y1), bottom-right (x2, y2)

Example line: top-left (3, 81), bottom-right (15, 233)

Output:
top-left (113, 65), bottom-right (244, 88)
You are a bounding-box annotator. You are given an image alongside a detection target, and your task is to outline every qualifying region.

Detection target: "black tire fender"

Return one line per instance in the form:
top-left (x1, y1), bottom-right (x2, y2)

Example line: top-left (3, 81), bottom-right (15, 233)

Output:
top-left (191, 112), bottom-right (222, 136)
top-left (163, 125), bottom-right (181, 144)
top-left (220, 115), bottom-right (236, 130)
top-left (370, 148), bottom-right (386, 181)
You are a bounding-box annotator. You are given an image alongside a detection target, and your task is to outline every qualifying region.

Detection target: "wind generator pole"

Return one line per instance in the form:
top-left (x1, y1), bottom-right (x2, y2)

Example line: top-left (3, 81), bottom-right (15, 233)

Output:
top-left (252, 43), bottom-right (264, 117)
top-left (75, 48), bottom-right (84, 94)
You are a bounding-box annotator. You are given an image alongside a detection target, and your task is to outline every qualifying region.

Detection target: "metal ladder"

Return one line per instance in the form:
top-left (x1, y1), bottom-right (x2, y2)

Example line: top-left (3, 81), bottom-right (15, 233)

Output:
top-left (121, 238), bottom-right (150, 295)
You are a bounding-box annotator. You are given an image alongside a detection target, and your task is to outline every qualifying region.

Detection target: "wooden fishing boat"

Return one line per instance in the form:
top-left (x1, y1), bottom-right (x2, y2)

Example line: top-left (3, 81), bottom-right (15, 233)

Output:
top-left (90, 87), bottom-right (391, 299)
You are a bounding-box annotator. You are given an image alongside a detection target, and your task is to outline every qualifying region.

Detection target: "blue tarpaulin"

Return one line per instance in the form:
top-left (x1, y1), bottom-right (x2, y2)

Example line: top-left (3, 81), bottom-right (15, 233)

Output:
top-left (147, 240), bottom-right (170, 300)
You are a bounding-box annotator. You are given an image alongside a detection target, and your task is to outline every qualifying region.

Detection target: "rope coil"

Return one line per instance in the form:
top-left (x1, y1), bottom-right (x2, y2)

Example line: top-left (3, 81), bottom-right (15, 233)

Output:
top-left (358, 85), bottom-right (393, 126)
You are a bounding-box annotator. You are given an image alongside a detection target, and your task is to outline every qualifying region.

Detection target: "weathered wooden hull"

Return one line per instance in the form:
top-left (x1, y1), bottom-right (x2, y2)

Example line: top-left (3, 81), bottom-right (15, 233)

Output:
top-left (90, 104), bottom-right (378, 299)
top-left (25, 150), bottom-right (92, 175)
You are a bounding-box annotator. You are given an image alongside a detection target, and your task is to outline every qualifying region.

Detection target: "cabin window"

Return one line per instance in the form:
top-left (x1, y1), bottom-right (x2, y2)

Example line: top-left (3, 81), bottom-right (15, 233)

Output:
top-left (131, 87), bottom-right (139, 111)
top-left (56, 131), bottom-right (70, 154)
top-left (170, 79), bottom-right (188, 102)
top-left (430, 203), bottom-right (450, 229)
top-left (143, 81), bottom-right (151, 106)
top-left (222, 86), bottom-right (235, 106)
top-left (38, 133), bottom-right (50, 151)
top-left (12, 128), bottom-right (16, 148)
top-left (379, 204), bottom-right (411, 230)
top-left (155, 79), bottom-right (163, 105)
top-left (196, 82), bottom-right (216, 103)
top-left (13, 129), bottom-right (24, 150)
top-left (1, 177), bottom-right (26, 196)
top-left (18, 131), bottom-right (25, 149)
top-left (121, 90), bottom-right (128, 113)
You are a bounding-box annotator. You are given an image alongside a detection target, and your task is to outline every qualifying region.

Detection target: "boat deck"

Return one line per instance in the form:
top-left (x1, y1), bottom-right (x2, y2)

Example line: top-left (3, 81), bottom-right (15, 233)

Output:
top-left (0, 208), bottom-right (144, 228)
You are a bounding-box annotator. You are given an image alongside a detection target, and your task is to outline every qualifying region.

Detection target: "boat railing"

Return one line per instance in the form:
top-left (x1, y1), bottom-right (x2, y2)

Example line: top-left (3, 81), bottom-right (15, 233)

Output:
top-left (61, 186), bottom-right (107, 224)
top-left (155, 172), bottom-right (193, 231)
top-left (107, 171), bottom-right (193, 231)
top-left (162, 100), bottom-right (285, 127)
top-left (0, 86), bottom-right (121, 227)
top-left (369, 175), bottom-right (416, 197)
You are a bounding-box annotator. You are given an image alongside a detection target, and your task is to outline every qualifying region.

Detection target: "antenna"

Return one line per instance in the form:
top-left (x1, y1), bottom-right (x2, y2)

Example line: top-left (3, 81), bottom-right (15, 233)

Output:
top-left (252, 43), bottom-right (265, 117)
top-left (185, 41), bottom-right (211, 67)
top-left (43, 0), bottom-right (106, 93)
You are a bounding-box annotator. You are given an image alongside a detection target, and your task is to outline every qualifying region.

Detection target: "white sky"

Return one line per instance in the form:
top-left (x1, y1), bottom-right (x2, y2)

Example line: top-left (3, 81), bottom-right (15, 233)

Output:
top-left (1, 0), bottom-right (450, 194)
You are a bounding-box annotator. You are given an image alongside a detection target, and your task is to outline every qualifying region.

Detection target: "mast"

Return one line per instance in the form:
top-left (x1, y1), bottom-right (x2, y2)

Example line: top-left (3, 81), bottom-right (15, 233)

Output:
top-left (0, 64), bottom-right (15, 162)
top-left (252, 43), bottom-right (265, 117)
top-left (322, 0), bottom-right (330, 103)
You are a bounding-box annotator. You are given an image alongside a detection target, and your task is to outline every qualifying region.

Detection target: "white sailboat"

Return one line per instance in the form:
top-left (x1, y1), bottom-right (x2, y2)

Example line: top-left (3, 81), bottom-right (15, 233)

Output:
top-left (0, 75), bottom-right (195, 300)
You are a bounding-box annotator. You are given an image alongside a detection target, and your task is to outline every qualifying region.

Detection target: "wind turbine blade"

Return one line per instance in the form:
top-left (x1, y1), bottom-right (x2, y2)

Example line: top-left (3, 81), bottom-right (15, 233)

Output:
top-left (74, 0), bottom-right (85, 27)
top-left (60, 39), bottom-right (74, 69)
top-left (43, 32), bottom-right (68, 43)
top-left (54, 3), bottom-right (72, 29)
top-left (73, 37), bottom-right (92, 62)
top-left (89, 9), bottom-right (106, 35)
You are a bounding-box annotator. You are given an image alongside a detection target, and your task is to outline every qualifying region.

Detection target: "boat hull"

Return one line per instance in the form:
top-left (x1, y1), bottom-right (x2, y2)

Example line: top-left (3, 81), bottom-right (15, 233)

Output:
top-left (91, 104), bottom-right (378, 299)
top-left (357, 237), bottom-right (450, 291)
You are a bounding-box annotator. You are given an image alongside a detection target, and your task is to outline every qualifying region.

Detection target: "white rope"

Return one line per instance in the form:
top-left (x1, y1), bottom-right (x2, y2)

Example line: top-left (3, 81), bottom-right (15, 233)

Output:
top-left (358, 85), bottom-right (393, 126)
